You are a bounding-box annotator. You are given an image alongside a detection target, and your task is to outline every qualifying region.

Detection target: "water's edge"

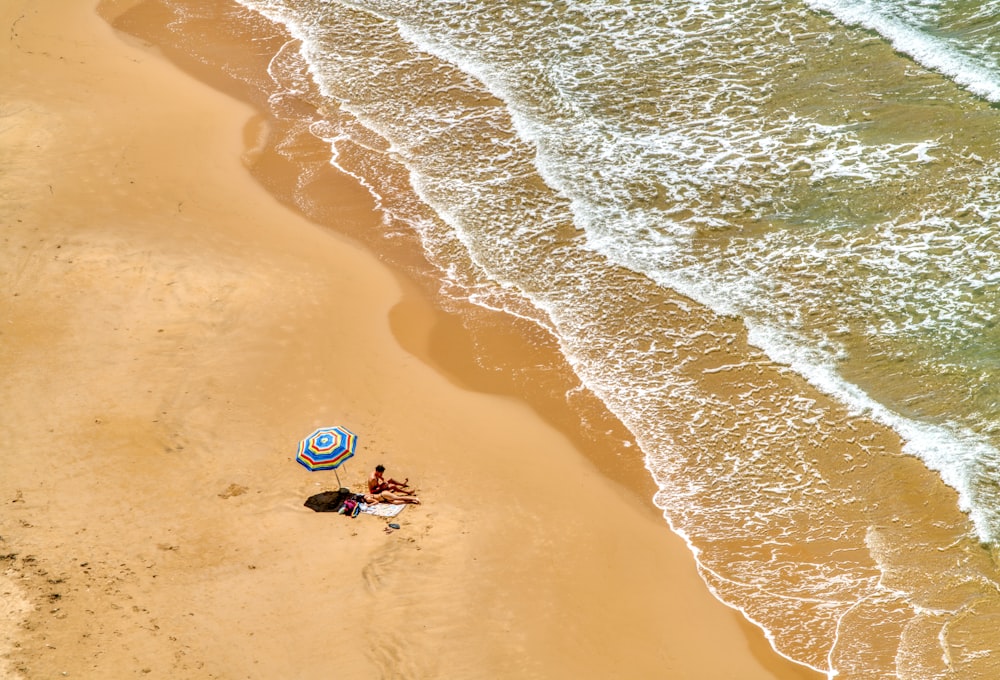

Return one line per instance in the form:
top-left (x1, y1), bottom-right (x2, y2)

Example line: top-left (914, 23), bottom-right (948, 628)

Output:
top-left (102, 1), bottom-right (1000, 677)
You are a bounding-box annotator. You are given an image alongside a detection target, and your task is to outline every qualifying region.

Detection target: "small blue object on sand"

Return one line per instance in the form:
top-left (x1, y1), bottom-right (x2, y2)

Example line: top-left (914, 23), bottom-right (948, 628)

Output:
top-left (388, 523), bottom-right (400, 530)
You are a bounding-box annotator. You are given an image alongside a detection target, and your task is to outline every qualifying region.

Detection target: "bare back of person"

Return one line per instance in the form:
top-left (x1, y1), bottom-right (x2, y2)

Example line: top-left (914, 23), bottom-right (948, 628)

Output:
top-left (368, 465), bottom-right (413, 495)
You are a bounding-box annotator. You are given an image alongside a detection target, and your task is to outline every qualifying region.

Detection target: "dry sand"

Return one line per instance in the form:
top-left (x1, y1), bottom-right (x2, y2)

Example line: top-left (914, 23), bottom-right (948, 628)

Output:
top-left (0, 1), bottom-right (823, 678)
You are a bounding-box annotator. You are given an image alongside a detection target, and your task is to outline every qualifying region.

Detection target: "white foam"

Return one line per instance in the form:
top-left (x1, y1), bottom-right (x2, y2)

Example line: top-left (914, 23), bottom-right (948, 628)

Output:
top-left (743, 320), bottom-right (1000, 543)
top-left (229, 1), bottom-right (1000, 674)
top-left (806, 0), bottom-right (1000, 102)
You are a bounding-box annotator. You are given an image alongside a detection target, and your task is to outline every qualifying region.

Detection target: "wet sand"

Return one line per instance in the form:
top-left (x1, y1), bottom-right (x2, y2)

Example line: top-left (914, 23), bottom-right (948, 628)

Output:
top-left (0, 1), bottom-right (831, 678)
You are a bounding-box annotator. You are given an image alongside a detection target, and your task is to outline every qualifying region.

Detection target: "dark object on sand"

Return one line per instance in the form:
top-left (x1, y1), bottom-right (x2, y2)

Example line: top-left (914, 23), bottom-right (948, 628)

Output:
top-left (304, 488), bottom-right (354, 513)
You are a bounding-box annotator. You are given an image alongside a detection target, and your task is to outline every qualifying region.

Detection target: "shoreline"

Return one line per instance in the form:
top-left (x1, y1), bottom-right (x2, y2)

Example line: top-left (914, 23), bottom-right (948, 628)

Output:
top-left (1, 0), bottom-right (868, 677)
top-left (106, 1), bottom-right (1000, 677)
top-left (110, 0), bottom-right (664, 507)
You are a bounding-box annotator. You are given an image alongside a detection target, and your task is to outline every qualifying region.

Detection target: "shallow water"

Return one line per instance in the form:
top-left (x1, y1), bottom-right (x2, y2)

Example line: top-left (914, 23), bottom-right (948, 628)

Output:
top-left (167, 0), bottom-right (1000, 675)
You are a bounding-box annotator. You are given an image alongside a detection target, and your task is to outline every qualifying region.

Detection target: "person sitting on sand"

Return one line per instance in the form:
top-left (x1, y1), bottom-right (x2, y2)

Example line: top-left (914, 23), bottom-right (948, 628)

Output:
top-left (363, 490), bottom-right (420, 505)
top-left (368, 465), bottom-right (412, 495)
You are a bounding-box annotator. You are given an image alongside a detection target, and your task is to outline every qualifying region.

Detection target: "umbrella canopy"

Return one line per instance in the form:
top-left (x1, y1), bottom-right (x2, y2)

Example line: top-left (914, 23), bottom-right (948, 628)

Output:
top-left (295, 425), bottom-right (357, 472)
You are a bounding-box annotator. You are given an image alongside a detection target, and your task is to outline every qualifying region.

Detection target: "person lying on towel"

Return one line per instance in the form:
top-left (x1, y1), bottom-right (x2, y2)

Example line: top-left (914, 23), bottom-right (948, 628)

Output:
top-left (364, 490), bottom-right (420, 505)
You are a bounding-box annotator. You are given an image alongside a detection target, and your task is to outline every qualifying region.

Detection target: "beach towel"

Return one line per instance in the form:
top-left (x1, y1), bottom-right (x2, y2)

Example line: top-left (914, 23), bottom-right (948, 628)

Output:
top-left (360, 502), bottom-right (406, 518)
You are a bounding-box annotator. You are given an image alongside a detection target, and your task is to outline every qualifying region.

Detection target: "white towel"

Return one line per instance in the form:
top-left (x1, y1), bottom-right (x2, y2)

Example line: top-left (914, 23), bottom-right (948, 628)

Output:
top-left (359, 502), bottom-right (406, 518)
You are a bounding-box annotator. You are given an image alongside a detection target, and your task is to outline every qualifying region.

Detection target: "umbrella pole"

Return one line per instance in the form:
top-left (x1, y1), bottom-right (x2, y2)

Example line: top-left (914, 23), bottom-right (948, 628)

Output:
top-left (334, 467), bottom-right (342, 489)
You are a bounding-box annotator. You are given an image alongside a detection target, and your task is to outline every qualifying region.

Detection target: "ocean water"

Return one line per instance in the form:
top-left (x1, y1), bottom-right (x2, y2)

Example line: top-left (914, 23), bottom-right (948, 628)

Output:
top-left (201, 0), bottom-right (1000, 675)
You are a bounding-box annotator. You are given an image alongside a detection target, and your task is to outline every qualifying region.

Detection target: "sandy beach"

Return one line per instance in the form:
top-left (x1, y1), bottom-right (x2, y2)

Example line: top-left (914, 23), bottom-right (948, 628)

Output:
top-left (0, 1), bottom-right (833, 678)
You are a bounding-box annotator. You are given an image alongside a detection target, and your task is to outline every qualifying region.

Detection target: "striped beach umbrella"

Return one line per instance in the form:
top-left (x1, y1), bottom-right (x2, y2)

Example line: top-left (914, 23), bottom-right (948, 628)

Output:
top-left (295, 425), bottom-right (357, 486)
